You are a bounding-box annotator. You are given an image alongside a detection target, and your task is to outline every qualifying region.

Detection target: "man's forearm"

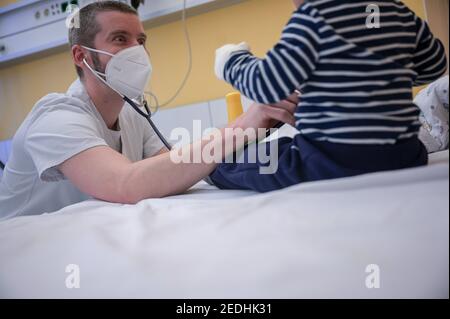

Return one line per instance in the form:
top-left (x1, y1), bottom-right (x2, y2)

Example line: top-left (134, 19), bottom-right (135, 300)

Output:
top-left (121, 127), bottom-right (245, 203)
top-left (59, 101), bottom-right (294, 204)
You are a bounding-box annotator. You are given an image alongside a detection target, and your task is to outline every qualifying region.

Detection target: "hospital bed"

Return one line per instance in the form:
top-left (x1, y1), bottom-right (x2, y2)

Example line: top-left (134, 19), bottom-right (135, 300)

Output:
top-left (0, 148), bottom-right (448, 299)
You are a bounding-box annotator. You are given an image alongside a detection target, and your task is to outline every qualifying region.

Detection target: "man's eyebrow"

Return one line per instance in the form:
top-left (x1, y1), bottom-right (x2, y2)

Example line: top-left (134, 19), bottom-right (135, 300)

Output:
top-left (107, 30), bottom-right (147, 41)
top-left (107, 30), bottom-right (131, 38)
top-left (139, 33), bottom-right (147, 41)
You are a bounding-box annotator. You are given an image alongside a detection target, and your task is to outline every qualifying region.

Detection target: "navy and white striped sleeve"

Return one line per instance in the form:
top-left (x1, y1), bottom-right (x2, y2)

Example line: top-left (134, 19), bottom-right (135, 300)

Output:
top-left (223, 6), bottom-right (322, 104)
top-left (412, 16), bottom-right (448, 86)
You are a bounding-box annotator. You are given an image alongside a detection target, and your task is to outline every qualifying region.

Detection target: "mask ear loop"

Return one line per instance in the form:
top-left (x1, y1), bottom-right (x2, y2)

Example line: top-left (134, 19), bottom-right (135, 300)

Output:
top-left (82, 48), bottom-right (172, 150)
top-left (81, 46), bottom-right (121, 95)
top-left (83, 58), bottom-right (152, 121)
top-left (83, 46), bottom-right (155, 115)
top-left (81, 46), bottom-right (115, 57)
top-left (83, 58), bottom-right (122, 97)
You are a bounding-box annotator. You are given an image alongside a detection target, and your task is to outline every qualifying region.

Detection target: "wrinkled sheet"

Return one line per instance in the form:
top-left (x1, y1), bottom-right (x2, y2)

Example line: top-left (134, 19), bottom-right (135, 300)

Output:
top-left (0, 152), bottom-right (448, 299)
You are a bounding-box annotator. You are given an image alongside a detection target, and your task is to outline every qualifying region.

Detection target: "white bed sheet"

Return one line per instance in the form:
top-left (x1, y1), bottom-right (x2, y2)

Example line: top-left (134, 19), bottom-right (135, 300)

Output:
top-left (0, 151), bottom-right (448, 299)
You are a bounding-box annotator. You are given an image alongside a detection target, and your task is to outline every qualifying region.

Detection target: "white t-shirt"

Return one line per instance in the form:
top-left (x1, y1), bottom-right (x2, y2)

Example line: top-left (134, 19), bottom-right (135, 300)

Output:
top-left (0, 79), bottom-right (164, 220)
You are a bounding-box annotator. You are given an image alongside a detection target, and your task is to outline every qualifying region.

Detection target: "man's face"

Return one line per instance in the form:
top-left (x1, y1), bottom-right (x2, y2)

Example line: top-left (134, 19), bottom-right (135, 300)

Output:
top-left (88, 11), bottom-right (147, 73)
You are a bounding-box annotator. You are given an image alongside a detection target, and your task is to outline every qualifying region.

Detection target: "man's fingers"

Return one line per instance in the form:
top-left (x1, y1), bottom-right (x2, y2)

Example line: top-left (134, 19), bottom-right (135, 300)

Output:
top-left (287, 92), bottom-right (300, 105)
top-left (271, 100), bottom-right (297, 114)
top-left (286, 96), bottom-right (299, 105)
top-left (262, 105), bottom-right (295, 126)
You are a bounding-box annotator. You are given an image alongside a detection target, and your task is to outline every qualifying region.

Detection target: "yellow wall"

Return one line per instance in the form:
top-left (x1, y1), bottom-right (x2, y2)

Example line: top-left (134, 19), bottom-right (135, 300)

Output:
top-left (0, 0), bottom-right (427, 139)
top-left (406, 0), bottom-right (426, 17)
top-left (0, 0), bottom-right (15, 5)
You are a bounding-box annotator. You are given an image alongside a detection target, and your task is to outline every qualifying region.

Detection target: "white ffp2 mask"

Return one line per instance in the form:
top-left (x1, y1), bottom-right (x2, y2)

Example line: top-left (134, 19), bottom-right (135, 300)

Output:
top-left (82, 45), bottom-right (152, 100)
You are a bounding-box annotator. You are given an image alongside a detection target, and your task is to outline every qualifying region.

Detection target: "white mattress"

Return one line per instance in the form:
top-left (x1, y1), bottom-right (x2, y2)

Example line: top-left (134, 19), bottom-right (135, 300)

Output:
top-left (0, 151), bottom-right (448, 299)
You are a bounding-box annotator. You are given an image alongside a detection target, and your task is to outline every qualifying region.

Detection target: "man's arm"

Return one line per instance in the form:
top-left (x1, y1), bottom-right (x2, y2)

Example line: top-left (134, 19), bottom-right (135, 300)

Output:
top-left (156, 147), bottom-right (170, 155)
top-left (60, 135), bottom-right (222, 204)
top-left (59, 102), bottom-right (296, 204)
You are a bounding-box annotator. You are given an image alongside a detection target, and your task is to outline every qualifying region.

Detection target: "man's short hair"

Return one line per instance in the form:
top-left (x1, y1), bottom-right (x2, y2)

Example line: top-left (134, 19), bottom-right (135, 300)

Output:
top-left (68, 1), bottom-right (138, 78)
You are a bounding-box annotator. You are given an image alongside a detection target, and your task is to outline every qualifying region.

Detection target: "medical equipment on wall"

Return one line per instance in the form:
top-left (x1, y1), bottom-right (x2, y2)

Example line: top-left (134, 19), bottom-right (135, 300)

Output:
top-left (1, 0), bottom-right (244, 67)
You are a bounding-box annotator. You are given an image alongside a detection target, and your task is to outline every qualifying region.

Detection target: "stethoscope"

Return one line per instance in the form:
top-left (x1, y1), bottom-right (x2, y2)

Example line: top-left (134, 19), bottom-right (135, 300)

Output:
top-left (123, 95), bottom-right (173, 151)
top-left (85, 56), bottom-right (299, 154)
top-left (123, 90), bottom-right (302, 153)
top-left (83, 57), bottom-right (173, 151)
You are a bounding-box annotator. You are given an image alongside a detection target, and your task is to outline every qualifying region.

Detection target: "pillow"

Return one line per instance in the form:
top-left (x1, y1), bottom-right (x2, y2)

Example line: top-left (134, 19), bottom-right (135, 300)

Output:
top-left (415, 76), bottom-right (449, 153)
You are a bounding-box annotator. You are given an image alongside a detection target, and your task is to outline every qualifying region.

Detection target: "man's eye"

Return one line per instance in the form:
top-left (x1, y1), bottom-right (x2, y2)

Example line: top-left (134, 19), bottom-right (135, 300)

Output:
top-left (113, 36), bottom-right (126, 43)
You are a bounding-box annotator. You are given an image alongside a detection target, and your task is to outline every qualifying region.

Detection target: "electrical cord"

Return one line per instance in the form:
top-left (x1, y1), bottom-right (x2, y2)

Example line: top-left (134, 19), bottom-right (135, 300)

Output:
top-left (146, 0), bottom-right (192, 115)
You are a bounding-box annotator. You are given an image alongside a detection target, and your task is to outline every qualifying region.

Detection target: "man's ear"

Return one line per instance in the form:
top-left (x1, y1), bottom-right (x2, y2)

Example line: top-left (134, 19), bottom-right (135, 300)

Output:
top-left (72, 45), bottom-right (86, 68)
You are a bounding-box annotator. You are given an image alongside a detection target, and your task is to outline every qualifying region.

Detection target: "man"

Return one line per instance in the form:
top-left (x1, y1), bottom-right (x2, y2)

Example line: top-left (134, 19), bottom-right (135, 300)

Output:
top-left (0, 1), bottom-right (295, 220)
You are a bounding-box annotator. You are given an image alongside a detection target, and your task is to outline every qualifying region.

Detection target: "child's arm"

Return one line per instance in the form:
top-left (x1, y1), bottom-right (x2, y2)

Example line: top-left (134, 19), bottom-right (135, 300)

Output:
top-left (215, 6), bottom-right (321, 105)
top-left (412, 16), bottom-right (448, 86)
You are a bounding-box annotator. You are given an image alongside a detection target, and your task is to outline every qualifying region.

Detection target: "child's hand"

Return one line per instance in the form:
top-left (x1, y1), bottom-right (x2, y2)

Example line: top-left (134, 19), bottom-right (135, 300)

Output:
top-left (215, 42), bottom-right (251, 81)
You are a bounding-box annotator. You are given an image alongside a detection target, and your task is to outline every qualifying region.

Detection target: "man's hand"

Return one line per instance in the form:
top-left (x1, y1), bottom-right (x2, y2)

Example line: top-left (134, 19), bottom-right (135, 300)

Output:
top-left (286, 91), bottom-right (300, 105)
top-left (59, 96), bottom-right (297, 204)
top-left (228, 97), bottom-right (297, 141)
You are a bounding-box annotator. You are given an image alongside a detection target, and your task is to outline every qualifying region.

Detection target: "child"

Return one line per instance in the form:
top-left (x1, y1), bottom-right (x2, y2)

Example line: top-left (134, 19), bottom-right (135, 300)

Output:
top-left (210, 0), bottom-right (448, 192)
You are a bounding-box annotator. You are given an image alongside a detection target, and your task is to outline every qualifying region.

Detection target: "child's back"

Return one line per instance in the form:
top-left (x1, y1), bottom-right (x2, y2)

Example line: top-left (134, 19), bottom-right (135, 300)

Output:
top-left (211, 0), bottom-right (448, 192)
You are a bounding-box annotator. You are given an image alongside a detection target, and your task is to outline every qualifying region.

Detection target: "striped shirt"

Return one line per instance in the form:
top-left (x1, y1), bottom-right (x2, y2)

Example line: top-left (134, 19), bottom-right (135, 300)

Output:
top-left (223, 0), bottom-right (448, 145)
